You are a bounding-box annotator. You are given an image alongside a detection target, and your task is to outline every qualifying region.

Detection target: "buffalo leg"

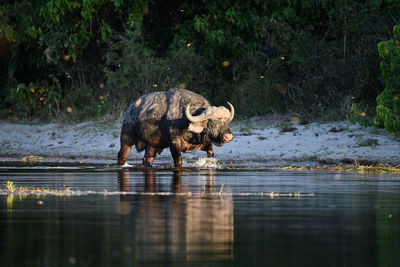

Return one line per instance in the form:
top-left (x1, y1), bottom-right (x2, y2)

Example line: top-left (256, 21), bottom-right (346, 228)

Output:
top-left (117, 132), bottom-right (135, 165)
top-left (143, 145), bottom-right (157, 167)
top-left (118, 143), bottom-right (134, 165)
top-left (170, 146), bottom-right (182, 167)
top-left (203, 144), bottom-right (214, 158)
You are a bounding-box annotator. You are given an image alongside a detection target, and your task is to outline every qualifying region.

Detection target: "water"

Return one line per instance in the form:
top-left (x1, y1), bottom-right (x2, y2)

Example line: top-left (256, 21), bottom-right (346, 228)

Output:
top-left (1, 167), bottom-right (400, 266)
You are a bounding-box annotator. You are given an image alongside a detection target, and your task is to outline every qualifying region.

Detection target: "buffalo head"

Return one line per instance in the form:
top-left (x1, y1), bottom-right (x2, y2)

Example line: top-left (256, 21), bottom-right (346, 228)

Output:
top-left (185, 102), bottom-right (234, 146)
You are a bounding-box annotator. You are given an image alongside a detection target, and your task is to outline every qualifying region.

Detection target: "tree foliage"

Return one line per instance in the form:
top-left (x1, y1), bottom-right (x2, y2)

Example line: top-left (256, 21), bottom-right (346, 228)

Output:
top-left (375, 24), bottom-right (400, 135)
top-left (0, 0), bottom-right (399, 120)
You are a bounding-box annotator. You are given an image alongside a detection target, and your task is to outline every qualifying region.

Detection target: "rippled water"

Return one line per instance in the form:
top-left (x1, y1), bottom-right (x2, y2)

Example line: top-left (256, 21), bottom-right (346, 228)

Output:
top-left (1, 167), bottom-right (400, 266)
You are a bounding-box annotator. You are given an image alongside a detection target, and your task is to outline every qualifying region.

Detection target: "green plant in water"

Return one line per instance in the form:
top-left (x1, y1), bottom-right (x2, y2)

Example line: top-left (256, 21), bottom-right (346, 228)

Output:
top-left (5, 180), bottom-right (16, 193)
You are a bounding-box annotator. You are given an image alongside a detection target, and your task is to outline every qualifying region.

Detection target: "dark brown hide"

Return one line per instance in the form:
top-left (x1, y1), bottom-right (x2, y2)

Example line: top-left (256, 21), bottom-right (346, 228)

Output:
top-left (117, 89), bottom-right (234, 167)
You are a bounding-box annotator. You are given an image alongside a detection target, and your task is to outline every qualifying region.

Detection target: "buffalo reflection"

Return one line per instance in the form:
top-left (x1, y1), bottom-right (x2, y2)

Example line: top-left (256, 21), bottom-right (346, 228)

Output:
top-left (117, 169), bottom-right (233, 263)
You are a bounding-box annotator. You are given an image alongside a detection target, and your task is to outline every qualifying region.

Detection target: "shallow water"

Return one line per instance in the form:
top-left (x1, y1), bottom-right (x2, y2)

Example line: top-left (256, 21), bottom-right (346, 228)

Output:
top-left (1, 167), bottom-right (400, 266)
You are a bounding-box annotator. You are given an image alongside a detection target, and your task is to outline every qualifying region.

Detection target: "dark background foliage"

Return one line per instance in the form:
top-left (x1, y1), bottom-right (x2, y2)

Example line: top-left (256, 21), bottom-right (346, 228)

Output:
top-left (0, 0), bottom-right (399, 125)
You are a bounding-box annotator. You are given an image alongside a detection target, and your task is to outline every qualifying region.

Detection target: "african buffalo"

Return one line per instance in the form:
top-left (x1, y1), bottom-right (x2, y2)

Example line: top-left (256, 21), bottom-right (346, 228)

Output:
top-left (117, 88), bottom-right (234, 167)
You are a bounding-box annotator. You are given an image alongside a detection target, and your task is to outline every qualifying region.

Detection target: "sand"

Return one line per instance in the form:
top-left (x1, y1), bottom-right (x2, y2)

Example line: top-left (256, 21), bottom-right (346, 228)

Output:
top-left (0, 118), bottom-right (399, 167)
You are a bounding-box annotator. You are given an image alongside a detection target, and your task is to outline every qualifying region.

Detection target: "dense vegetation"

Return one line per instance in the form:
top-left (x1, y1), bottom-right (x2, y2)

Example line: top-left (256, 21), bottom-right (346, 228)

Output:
top-left (375, 24), bottom-right (400, 135)
top-left (0, 0), bottom-right (399, 129)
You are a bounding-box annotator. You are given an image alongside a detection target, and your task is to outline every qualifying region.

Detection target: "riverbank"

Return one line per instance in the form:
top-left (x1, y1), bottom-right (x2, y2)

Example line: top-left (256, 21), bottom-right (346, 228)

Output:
top-left (1, 117), bottom-right (399, 168)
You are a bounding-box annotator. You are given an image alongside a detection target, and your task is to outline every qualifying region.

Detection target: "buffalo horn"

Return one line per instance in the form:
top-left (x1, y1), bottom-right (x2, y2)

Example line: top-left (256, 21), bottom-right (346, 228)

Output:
top-left (185, 104), bottom-right (210, 123)
top-left (227, 102), bottom-right (235, 122)
top-left (186, 102), bottom-right (235, 123)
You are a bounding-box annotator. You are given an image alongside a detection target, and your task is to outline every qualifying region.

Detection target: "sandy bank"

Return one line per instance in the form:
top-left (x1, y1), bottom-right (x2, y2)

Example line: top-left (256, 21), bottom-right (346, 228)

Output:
top-left (0, 118), bottom-right (399, 167)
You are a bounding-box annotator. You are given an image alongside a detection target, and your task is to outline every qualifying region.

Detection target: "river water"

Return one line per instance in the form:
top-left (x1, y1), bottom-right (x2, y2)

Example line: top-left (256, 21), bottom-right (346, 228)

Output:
top-left (0, 167), bottom-right (399, 266)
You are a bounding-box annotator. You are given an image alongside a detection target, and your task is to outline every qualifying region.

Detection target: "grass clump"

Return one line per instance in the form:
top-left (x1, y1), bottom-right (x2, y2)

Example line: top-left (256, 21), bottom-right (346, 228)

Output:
top-left (4, 181), bottom-right (16, 193)
top-left (357, 138), bottom-right (379, 147)
top-left (279, 164), bottom-right (400, 174)
top-left (1, 180), bottom-right (73, 195)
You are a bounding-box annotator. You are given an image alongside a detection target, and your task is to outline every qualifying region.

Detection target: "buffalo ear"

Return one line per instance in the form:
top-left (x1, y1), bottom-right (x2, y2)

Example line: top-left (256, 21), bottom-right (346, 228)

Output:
top-left (188, 122), bottom-right (205, 133)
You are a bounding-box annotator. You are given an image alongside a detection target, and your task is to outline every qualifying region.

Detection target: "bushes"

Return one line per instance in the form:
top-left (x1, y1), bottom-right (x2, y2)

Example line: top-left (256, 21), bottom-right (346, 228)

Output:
top-left (8, 81), bottom-right (62, 119)
top-left (170, 0), bottom-right (399, 118)
top-left (0, 0), bottom-right (149, 120)
top-left (375, 24), bottom-right (400, 135)
top-left (1, 0), bottom-right (400, 122)
top-left (103, 31), bottom-right (211, 105)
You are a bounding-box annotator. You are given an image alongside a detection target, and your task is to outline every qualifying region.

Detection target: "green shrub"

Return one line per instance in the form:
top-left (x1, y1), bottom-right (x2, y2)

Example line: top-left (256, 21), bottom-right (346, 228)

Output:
top-left (8, 80), bottom-right (61, 119)
top-left (375, 24), bottom-right (400, 135)
top-left (350, 103), bottom-right (374, 128)
top-left (103, 31), bottom-right (211, 110)
top-left (104, 31), bottom-right (168, 99)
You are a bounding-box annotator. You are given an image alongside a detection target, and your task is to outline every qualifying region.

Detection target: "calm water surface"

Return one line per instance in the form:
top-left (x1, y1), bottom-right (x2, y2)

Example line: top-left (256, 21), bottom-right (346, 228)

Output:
top-left (0, 167), bottom-right (399, 266)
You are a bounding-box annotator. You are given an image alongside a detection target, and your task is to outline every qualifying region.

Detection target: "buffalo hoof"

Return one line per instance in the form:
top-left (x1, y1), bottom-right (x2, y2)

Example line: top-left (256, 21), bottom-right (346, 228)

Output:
top-left (142, 158), bottom-right (154, 167)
